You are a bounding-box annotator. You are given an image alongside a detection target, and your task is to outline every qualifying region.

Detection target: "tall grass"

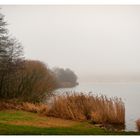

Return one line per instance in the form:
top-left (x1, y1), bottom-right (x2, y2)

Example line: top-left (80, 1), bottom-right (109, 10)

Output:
top-left (48, 93), bottom-right (125, 125)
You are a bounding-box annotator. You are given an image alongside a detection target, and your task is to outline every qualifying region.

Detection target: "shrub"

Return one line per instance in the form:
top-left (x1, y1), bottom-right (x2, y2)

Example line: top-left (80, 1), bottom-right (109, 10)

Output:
top-left (12, 60), bottom-right (57, 102)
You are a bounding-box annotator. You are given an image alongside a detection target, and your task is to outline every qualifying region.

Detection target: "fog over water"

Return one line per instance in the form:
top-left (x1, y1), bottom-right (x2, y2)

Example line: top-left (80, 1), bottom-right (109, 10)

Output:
top-left (1, 5), bottom-right (140, 83)
top-left (1, 5), bottom-right (140, 132)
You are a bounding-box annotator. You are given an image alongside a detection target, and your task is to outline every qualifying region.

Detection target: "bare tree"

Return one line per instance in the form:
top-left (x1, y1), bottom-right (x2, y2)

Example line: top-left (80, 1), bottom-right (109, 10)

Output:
top-left (13, 60), bottom-right (57, 102)
top-left (0, 13), bottom-right (24, 98)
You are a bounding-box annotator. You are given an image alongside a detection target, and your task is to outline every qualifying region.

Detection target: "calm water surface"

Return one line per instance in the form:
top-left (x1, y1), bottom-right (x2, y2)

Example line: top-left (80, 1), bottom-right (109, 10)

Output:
top-left (55, 82), bottom-right (140, 131)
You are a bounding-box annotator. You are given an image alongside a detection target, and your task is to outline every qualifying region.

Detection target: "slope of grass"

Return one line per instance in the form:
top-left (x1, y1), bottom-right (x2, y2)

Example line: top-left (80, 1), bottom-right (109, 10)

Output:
top-left (0, 110), bottom-right (139, 135)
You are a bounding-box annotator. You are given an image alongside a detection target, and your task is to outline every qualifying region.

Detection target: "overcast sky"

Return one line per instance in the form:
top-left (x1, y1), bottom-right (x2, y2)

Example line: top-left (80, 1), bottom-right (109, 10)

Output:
top-left (1, 6), bottom-right (140, 82)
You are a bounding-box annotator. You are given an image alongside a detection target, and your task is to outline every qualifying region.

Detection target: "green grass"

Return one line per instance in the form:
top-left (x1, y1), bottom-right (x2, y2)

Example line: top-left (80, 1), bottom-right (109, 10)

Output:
top-left (0, 110), bottom-right (48, 122)
top-left (0, 110), bottom-right (140, 135)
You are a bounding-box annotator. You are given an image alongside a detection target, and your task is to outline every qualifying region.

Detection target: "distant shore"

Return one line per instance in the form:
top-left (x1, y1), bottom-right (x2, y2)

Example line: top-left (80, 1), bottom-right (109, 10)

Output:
top-left (57, 82), bottom-right (79, 88)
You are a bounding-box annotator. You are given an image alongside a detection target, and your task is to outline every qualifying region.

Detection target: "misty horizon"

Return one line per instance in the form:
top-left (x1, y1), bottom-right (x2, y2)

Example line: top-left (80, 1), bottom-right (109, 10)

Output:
top-left (1, 5), bottom-right (140, 83)
top-left (1, 4), bottom-right (140, 133)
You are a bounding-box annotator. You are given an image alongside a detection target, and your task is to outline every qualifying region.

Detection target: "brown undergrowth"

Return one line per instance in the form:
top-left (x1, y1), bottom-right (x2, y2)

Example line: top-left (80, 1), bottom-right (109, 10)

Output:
top-left (0, 92), bottom-right (125, 126)
top-left (0, 100), bottom-right (48, 115)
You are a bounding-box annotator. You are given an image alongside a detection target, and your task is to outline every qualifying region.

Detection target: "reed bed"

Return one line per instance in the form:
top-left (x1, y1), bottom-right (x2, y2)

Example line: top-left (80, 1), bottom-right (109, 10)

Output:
top-left (48, 93), bottom-right (125, 125)
top-left (136, 119), bottom-right (140, 131)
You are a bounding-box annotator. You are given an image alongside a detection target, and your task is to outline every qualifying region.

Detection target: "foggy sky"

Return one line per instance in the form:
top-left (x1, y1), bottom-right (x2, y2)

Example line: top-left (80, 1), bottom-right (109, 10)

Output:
top-left (1, 5), bottom-right (140, 82)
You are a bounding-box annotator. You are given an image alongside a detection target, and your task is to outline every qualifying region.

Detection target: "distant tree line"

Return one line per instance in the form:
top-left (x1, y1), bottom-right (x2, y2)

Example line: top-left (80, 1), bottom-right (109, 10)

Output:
top-left (53, 67), bottom-right (78, 88)
top-left (0, 12), bottom-right (78, 102)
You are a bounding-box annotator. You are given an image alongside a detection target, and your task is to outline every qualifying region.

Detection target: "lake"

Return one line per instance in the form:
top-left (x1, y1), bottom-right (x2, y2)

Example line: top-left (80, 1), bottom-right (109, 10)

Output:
top-left (55, 82), bottom-right (140, 131)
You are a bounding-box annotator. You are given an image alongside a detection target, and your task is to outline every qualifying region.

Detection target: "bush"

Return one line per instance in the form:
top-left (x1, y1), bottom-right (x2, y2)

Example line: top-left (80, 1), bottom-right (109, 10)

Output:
top-left (9, 60), bottom-right (57, 102)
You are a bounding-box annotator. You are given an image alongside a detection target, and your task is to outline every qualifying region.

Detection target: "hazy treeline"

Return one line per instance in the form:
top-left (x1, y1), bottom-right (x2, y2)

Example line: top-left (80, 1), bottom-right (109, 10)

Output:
top-left (53, 67), bottom-right (78, 88)
top-left (0, 13), bottom-right (78, 102)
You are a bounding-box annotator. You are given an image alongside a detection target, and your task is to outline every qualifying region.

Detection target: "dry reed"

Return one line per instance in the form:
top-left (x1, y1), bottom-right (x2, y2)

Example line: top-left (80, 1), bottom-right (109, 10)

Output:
top-left (47, 93), bottom-right (125, 125)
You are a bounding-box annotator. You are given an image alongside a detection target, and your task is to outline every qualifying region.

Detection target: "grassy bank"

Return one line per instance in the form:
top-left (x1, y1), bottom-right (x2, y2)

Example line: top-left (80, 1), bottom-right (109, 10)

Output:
top-left (0, 110), bottom-right (139, 135)
top-left (0, 93), bottom-right (125, 126)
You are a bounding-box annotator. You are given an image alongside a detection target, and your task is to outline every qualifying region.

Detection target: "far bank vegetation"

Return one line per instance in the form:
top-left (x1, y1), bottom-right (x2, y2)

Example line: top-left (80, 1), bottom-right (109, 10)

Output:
top-left (53, 67), bottom-right (79, 88)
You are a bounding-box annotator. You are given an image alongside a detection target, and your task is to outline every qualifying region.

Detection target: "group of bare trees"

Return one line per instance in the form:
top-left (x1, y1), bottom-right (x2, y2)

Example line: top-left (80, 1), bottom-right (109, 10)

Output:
top-left (13, 60), bottom-right (57, 102)
top-left (0, 12), bottom-right (78, 102)
top-left (0, 13), bottom-right (23, 99)
top-left (0, 13), bottom-right (57, 102)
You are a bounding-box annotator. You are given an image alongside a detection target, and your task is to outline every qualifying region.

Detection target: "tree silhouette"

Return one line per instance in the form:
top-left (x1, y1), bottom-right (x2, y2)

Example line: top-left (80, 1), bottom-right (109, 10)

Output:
top-left (0, 13), bottom-right (24, 98)
top-left (53, 67), bottom-right (78, 88)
